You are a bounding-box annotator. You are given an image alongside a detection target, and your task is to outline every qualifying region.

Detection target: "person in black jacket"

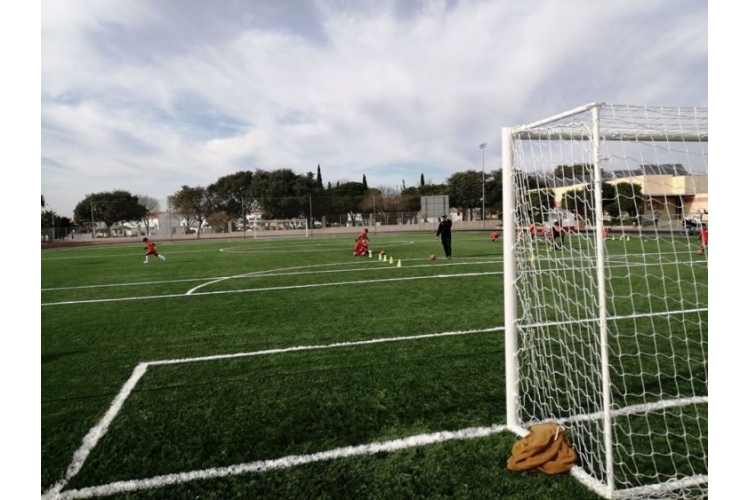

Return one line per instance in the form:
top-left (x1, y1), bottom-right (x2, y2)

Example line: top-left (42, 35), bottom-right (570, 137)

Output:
top-left (549, 221), bottom-right (564, 249)
top-left (436, 214), bottom-right (452, 259)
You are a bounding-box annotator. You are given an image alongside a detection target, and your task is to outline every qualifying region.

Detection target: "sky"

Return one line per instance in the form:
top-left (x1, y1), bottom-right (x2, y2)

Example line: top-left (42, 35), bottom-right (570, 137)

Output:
top-left (37, 0), bottom-right (708, 218)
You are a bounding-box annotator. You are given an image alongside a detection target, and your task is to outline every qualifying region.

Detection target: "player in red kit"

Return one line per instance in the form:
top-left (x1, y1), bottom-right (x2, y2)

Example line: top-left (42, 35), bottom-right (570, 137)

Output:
top-left (143, 237), bottom-right (166, 264)
top-left (353, 228), bottom-right (370, 256)
top-left (698, 224), bottom-right (708, 252)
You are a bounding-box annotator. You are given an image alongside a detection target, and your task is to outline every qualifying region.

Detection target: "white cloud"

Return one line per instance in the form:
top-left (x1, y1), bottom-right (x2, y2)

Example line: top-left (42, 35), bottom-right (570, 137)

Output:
top-left (41, 0), bottom-right (707, 217)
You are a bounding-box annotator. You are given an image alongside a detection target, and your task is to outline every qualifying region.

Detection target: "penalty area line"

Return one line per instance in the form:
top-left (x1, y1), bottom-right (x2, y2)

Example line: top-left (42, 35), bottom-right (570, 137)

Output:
top-left (42, 327), bottom-right (503, 499)
top-left (46, 424), bottom-right (509, 500)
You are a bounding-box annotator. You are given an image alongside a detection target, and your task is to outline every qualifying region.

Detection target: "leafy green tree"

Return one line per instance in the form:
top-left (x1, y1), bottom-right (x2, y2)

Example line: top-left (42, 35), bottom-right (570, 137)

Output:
top-left (528, 189), bottom-right (556, 222)
top-left (294, 171), bottom-right (319, 225)
top-left (73, 190), bottom-right (147, 236)
top-left (554, 163), bottom-right (594, 178)
top-left (420, 174), bottom-right (425, 187)
top-left (362, 174), bottom-right (368, 190)
top-left (563, 183), bottom-right (620, 224)
top-left (325, 181), bottom-right (368, 224)
top-left (447, 170), bottom-right (483, 221)
top-left (168, 185), bottom-right (211, 237)
top-left (563, 186), bottom-right (594, 223)
top-left (253, 169), bottom-right (311, 219)
top-left (400, 186), bottom-right (422, 212)
top-left (206, 171), bottom-right (254, 223)
top-left (418, 183), bottom-right (447, 196)
top-left (41, 209), bottom-right (56, 228)
top-left (41, 209), bottom-right (72, 239)
top-left (484, 169), bottom-right (503, 219)
top-left (316, 165), bottom-right (323, 189)
top-left (605, 182), bottom-right (644, 219)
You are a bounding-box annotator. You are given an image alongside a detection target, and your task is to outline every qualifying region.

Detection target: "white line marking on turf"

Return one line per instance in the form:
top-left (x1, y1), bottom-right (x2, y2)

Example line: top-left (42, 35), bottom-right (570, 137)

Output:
top-left (43, 363), bottom-right (149, 500)
top-left (43, 270), bottom-right (501, 306)
top-left (42, 327), bottom-right (503, 499)
top-left (42, 277), bottom-right (230, 292)
top-left (183, 257), bottom-right (486, 295)
top-left (48, 424), bottom-right (508, 500)
top-left (148, 327), bottom-right (503, 366)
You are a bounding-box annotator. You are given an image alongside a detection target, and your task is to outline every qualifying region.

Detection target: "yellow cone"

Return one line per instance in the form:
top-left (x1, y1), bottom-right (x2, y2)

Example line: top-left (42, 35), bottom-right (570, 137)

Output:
top-left (378, 253), bottom-right (382, 261)
top-left (397, 259), bottom-right (402, 267)
top-left (389, 256), bottom-right (394, 264)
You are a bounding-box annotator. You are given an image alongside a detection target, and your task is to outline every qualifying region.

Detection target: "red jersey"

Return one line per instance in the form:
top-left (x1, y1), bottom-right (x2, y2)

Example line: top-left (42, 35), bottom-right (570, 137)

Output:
top-left (699, 227), bottom-right (708, 246)
top-left (144, 240), bottom-right (159, 255)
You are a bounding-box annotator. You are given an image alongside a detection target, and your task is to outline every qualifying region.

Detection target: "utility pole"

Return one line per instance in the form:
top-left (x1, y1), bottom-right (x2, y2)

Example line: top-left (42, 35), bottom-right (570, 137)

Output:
top-left (480, 143), bottom-right (487, 229)
top-left (90, 201), bottom-right (96, 239)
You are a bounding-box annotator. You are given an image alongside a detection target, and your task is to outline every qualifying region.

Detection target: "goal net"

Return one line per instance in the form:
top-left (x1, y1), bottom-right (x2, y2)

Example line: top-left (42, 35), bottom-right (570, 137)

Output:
top-left (246, 218), bottom-right (310, 238)
top-left (501, 103), bottom-right (708, 499)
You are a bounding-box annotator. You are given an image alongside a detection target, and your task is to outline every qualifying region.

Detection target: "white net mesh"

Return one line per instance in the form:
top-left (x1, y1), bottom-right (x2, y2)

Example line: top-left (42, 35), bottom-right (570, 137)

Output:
top-left (504, 103), bottom-right (708, 499)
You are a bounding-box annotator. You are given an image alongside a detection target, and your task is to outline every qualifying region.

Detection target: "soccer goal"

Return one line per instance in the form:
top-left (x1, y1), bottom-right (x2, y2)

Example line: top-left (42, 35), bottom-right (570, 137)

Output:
top-left (502, 103), bottom-right (708, 499)
top-left (246, 218), bottom-right (310, 238)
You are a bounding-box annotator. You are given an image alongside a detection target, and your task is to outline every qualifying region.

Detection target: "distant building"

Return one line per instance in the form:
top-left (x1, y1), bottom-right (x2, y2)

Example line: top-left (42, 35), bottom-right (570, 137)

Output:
top-left (535, 164), bottom-right (708, 222)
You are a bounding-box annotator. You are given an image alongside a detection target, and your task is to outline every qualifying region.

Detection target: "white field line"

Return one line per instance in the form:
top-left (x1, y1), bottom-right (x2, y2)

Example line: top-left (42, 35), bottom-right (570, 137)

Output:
top-left (42, 270), bottom-right (502, 307)
top-left (42, 277), bottom-right (229, 292)
top-left (147, 327), bottom-right (503, 366)
top-left (47, 424), bottom-right (509, 500)
top-left (185, 258), bottom-right (499, 295)
top-left (43, 258), bottom-right (500, 293)
top-left (42, 327), bottom-right (503, 499)
top-left (43, 363), bottom-right (150, 500)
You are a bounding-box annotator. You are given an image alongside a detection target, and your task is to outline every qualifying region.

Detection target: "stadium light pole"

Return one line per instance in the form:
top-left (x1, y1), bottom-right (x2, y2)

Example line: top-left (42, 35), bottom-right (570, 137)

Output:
top-left (480, 143), bottom-right (487, 229)
top-left (90, 201), bottom-right (96, 240)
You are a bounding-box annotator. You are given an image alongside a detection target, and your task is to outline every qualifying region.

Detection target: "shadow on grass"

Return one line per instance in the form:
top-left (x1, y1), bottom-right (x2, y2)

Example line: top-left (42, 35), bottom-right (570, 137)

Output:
top-left (42, 351), bottom-right (83, 365)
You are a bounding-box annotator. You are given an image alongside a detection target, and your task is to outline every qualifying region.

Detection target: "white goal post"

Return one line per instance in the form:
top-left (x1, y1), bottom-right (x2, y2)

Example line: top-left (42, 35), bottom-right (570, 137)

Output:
top-left (502, 103), bottom-right (708, 499)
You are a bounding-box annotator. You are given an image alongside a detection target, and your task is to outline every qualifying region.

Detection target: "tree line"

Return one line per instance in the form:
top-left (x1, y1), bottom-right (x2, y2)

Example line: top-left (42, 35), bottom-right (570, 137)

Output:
top-left (43, 165), bottom-right (504, 237)
top-left (43, 163), bottom-right (646, 237)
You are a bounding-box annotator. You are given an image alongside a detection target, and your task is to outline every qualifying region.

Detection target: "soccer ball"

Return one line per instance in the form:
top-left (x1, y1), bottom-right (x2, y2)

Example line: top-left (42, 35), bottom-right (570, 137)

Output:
top-left (696, 247), bottom-right (705, 256)
top-left (429, 254), bottom-right (436, 260)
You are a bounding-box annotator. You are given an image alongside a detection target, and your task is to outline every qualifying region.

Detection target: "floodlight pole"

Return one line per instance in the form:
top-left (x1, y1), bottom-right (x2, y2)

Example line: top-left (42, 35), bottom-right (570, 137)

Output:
top-left (90, 201), bottom-right (96, 240)
top-left (480, 143), bottom-right (487, 229)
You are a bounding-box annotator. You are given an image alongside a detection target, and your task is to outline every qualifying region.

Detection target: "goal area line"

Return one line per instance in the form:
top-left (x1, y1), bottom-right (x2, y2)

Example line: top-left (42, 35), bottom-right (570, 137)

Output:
top-left (42, 327), bottom-right (503, 499)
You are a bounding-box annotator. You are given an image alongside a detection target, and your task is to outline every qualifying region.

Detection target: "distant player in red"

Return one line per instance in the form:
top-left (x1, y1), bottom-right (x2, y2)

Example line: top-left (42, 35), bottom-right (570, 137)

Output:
top-left (143, 237), bottom-right (166, 264)
top-left (698, 224), bottom-right (708, 250)
top-left (489, 231), bottom-right (499, 242)
top-left (353, 228), bottom-right (369, 256)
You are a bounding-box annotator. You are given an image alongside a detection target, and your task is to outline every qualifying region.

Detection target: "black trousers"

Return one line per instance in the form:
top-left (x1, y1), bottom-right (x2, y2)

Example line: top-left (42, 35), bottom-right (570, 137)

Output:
top-left (441, 237), bottom-right (452, 257)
